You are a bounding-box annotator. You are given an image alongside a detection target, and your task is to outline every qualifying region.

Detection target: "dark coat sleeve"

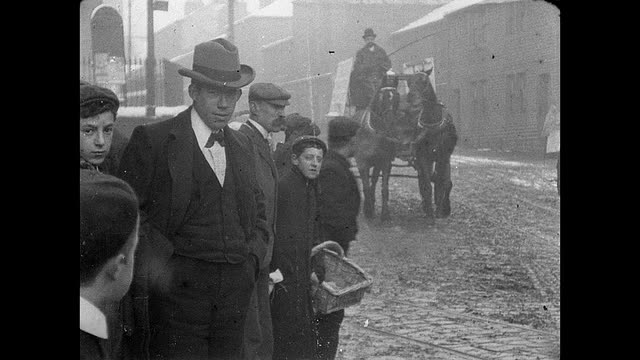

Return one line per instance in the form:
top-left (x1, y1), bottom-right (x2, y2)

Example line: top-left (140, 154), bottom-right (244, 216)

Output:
top-left (247, 179), bottom-right (269, 271)
top-left (117, 125), bottom-right (174, 287)
top-left (229, 129), bottom-right (269, 271)
top-left (318, 161), bottom-right (360, 249)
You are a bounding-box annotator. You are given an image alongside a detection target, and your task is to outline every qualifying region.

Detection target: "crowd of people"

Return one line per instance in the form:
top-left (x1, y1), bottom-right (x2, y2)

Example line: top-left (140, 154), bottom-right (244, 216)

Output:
top-left (80, 34), bottom-right (367, 360)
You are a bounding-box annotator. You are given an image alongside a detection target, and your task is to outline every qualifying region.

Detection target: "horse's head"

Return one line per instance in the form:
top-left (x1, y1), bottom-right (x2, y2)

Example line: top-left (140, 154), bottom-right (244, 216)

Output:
top-left (371, 86), bottom-right (399, 128)
top-left (406, 70), bottom-right (444, 128)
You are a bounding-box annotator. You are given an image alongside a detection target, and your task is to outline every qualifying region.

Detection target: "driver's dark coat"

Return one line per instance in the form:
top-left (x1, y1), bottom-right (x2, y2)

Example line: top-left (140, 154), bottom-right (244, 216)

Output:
top-left (349, 42), bottom-right (392, 109)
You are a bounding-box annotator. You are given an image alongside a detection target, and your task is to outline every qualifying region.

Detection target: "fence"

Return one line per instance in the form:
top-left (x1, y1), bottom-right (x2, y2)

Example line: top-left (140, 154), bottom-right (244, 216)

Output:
top-left (80, 56), bottom-right (185, 107)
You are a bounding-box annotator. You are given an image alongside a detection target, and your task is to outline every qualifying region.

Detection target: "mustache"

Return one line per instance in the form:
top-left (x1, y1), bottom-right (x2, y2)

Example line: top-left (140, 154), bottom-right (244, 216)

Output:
top-left (272, 116), bottom-right (286, 127)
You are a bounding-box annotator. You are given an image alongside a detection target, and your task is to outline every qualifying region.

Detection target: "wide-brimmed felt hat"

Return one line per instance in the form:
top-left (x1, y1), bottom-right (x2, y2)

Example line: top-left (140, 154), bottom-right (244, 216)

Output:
top-left (363, 28), bottom-right (377, 39)
top-left (178, 38), bottom-right (255, 89)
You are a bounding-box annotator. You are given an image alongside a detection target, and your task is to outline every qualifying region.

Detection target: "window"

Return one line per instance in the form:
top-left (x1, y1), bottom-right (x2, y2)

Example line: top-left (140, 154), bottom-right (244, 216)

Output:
top-left (471, 8), bottom-right (487, 47)
top-left (536, 73), bottom-right (551, 129)
top-left (506, 2), bottom-right (526, 35)
top-left (506, 3), bottom-right (515, 35)
top-left (517, 2), bottom-right (526, 33)
top-left (516, 72), bottom-right (527, 114)
top-left (471, 80), bottom-right (488, 131)
top-left (480, 79), bottom-right (488, 124)
top-left (505, 74), bottom-right (515, 125)
top-left (471, 81), bottom-right (478, 130)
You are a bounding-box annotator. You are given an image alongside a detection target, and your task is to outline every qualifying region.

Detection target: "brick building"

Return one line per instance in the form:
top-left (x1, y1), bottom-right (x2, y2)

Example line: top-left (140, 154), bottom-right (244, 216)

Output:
top-left (390, 0), bottom-right (560, 154)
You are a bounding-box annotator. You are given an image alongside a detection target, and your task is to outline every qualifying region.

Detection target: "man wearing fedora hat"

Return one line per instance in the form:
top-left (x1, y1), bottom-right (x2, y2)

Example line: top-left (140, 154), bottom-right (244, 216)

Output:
top-left (349, 28), bottom-right (392, 112)
top-left (237, 82), bottom-right (291, 360)
top-left (117, 38), bottom-right (270, 360)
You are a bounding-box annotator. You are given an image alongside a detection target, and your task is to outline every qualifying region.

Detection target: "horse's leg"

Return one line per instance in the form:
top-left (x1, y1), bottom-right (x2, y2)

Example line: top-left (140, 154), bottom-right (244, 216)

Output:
top-left (369, 165), bottom-right (381, 218)
top-left (380, 160), bottom-right (393, 222)
top-left (359, 164), bottom-right (375, 218)
top-left (434, 156), bottom-right (453, 218)
top-left (415, 152), bottom-right (435, 225)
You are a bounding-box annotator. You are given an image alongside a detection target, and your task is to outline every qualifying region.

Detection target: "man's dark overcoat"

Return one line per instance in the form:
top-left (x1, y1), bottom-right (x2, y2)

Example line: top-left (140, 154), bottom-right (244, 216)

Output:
top-left (349, 42), bottom-right (392, 109)
top-left (270, 166), bottom-right (320, 360)
top-left (238, 120), bottom-right (279, 359)
top-left (238, 121), bottom-right (278, 267)
top-left (116, 107), bottom-right (269, 359)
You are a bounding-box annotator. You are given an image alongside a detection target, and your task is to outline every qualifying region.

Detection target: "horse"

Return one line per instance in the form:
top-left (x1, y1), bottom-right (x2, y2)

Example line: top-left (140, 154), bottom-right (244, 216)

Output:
top-left (352, 75), bottom-right (410, 221)
top-left (403, 70), bottom-right (458, 225)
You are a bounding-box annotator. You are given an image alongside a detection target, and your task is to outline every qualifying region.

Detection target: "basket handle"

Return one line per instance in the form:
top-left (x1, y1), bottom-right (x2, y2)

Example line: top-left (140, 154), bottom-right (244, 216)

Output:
top-left (311, 241), bottom-right (345, 258)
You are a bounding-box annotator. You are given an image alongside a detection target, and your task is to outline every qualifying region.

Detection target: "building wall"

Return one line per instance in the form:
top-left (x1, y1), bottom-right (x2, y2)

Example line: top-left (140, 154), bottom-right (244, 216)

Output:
top-left (262, 0), bottom-right (446, 131)
top-left (391, 0), bottom-right (559, 154)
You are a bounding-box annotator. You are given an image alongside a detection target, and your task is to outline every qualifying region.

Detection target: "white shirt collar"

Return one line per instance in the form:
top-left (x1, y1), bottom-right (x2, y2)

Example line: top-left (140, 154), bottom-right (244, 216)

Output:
top-left (247, 118), bottom-right (270, 140)
top-left (80, 296), bottom-right (108, 339)
top-left (191, 107), bottom-right (219, 149)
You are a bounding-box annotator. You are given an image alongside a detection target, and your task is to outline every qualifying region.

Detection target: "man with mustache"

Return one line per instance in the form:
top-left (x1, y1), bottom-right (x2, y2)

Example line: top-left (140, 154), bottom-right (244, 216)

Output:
top-left (117, 38), bottom-right (269, 359)
top-left (237, 83), bottom-right (291, 360)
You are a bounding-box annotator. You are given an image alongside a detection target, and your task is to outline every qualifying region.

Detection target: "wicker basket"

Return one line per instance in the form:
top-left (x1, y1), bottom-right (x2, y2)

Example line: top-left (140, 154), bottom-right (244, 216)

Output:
top-left (310, 241), bottom-right (373, 314)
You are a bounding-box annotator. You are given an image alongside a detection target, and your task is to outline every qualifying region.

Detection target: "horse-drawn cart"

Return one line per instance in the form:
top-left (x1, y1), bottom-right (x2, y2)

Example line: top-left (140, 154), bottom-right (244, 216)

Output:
top-left (344, 71), bottom-right (458, 223)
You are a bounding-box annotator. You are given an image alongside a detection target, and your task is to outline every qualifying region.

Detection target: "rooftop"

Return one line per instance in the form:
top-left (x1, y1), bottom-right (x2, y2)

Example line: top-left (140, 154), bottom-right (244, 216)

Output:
top-left (393, 0), bottom-right (520, 34)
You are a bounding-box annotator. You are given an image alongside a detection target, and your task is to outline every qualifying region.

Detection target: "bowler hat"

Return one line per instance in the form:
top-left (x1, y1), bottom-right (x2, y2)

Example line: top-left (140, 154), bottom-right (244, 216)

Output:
top-left (363, 28), bottom-right (377, 39)
top-left (328, 116), bottom-right (360, 140)
top-left (291, 135), bottom-right (327, 155)
top-left (178, 38), bottom-right (255, 89)
top-left (249, 83), bottom-right (291, 106)
top-left (80, 83), bottom-right (120, 111)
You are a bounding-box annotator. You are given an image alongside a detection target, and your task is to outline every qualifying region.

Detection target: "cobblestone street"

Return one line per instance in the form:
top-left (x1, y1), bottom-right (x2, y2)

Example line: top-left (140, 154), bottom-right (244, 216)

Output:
top-left (333, 147), bottom-right (560, 359)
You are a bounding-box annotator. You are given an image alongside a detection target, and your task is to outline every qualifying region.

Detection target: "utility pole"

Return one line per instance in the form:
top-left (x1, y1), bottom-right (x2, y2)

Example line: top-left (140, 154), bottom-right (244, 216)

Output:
top-left (228, 0), bottom-right (234, 43)
top-left (123, 0), bottom-right (132, 107)
top-left (146, 0), bottom-right (156, 117)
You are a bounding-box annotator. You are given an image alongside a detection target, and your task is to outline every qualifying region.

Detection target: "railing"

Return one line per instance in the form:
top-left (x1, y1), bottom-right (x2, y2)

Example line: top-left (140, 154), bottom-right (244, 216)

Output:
top-left (80, 56), bottom-right (183, 107)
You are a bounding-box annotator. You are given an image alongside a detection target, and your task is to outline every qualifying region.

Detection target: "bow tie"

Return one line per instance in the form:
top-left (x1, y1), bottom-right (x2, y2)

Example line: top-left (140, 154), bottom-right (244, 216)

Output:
top-left (205, 131), bottom-right (225, 148)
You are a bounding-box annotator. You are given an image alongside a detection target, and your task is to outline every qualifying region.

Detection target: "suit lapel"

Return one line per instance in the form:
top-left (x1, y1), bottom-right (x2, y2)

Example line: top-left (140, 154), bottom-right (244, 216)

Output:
top-left (167, 109), bottom-right (195, 234)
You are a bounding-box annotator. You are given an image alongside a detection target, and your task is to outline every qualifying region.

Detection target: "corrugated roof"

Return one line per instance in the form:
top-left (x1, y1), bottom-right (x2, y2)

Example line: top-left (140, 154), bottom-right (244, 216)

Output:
top-left (393, 0), bottom-right (521, 34)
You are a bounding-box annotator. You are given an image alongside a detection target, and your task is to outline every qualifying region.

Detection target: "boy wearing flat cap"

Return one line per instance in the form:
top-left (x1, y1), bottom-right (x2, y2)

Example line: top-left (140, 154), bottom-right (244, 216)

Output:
top-left (80, 83), bottom-right (119, 172)
top-left (315, 116), bottom-right (362, 360)
top-left (270, 136), bottom-right (326, 360)
top-left (238, 82), bottom-right (290, 360)
top-left (273, 113), bottom-right (321, 177)
top-left (80, 82), bottom-right (129, 175)
top-left (117, 38), bottom-right (270, 359)
top-left (80, 170), bottom-right (140, 360)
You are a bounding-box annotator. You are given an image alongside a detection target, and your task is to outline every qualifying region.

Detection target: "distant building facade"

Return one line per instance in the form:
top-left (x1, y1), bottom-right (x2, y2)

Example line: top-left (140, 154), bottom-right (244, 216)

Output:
top-left (259, 0), bottom-right (450, 138)
top-left (390, 0), bottom-right (560, 154)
